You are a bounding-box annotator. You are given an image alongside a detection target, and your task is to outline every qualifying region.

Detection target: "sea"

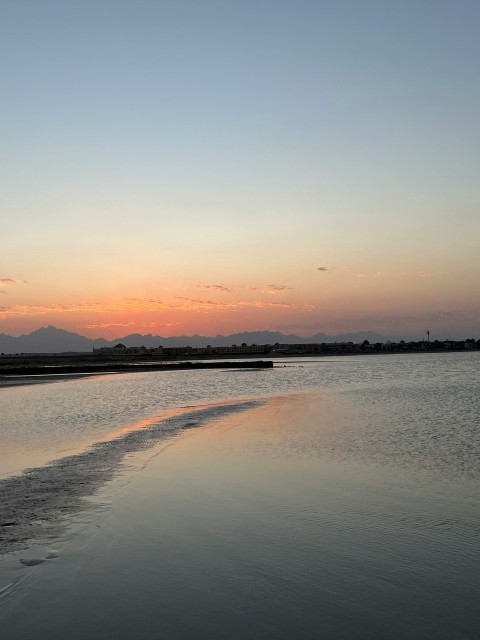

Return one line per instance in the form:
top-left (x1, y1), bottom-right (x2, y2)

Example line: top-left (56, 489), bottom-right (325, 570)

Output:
top-left (0, 351), bottom-right (479, 639)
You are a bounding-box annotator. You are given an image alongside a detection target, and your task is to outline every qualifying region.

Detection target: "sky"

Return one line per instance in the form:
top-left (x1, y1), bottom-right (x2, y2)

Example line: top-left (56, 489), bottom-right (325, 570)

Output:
top-left (1, 0), bottom-right (479, 340)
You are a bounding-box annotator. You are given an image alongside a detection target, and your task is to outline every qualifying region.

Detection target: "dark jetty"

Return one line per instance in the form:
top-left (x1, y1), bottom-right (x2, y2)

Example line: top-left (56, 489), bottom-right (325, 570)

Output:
top-left (1, 360), bottom-right (273, 377)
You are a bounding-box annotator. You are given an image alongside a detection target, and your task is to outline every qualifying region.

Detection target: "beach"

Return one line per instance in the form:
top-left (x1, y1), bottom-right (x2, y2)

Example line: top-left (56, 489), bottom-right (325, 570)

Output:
top-left (1, 354), bottom-right (479, 639)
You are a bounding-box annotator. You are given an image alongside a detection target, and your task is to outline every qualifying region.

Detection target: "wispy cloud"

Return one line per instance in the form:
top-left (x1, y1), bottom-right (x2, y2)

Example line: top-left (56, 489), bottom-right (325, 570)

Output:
top-left (0, 277), bottom-right (28, 292)
top-left (77, 322), bottom-right (136, 329)
top-left (176, 297), bottom-right (218, 305)
top-left (175, 297), bottom-right (312, 311)
top-left (266, 284), bottom-right (294, 292)
top-left (77, 321), bottom-right (181, 330)
top-left (150, 322), bottom-right (180, 327)
top-left (122, 297), bottom-right (164, 304)
top-left (398, 270), bottom-right (442, 279)
top-left (320, 266), bottom-right (382, 278)
top-left (0, 296), bottom-right (314, 319)
top-left (0, 299), bottom-right (170, 318)
top-left (195, 283), bottom-right (232, 292)
top-left (0, 277), bottom-right (27, 284)
top-left (342, 267), bottom-right (367, 278)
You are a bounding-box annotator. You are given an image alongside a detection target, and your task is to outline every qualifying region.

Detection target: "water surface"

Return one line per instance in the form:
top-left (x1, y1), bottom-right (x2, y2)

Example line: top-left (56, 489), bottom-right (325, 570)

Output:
top-left (0, 352), bottom-right (479, 639)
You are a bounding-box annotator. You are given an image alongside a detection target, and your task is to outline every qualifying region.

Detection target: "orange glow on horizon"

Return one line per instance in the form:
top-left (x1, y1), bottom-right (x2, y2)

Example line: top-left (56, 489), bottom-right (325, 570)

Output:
top-left (0, 267), bottom-right (478, 340)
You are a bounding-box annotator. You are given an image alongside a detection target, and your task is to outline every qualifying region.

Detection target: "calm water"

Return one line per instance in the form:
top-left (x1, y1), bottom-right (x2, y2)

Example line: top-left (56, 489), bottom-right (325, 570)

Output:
top-left (1, 352), bottom-right (478, 479)
top-left (0, 352), bottom-right (479, 638)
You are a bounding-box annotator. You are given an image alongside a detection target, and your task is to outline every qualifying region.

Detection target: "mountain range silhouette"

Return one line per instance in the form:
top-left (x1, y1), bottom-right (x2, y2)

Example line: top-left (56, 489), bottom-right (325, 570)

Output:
top-left (0, 326), bottom-right (388, 354)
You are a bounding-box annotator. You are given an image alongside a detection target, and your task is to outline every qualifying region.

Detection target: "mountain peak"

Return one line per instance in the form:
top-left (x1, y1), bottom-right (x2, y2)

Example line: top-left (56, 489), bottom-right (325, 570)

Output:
top-left (0, 326), bottom-right (391, 354)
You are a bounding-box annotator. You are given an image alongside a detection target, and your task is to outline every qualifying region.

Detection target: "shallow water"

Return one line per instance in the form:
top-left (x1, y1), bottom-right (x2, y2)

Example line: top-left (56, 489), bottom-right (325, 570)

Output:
top-left (1, 352), bottom-right (478, 478)
top-left (0, 352), bottom-right (479, 638)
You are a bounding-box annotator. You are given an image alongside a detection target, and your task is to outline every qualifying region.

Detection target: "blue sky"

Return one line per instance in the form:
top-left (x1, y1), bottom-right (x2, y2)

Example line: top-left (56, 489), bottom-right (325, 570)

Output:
top-left (1, 0), bottom-right (479, 338)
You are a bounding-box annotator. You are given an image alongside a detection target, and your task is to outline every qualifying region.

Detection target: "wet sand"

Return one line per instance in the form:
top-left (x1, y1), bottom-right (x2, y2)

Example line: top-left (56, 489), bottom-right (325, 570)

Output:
top-left (0, 400), bottom-right (263, 554)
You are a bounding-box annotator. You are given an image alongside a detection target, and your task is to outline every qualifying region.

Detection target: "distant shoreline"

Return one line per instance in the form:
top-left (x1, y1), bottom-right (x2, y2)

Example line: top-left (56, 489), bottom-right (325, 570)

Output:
top-left (1, 349), bottom-right (477, 389)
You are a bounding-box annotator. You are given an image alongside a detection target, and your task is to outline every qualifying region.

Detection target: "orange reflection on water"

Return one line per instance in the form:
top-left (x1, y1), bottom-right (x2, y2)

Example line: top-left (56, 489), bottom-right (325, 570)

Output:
top-left (96, 399), bottom-right (263, 444)
top-left (97, 406), bottom-right (202, 443)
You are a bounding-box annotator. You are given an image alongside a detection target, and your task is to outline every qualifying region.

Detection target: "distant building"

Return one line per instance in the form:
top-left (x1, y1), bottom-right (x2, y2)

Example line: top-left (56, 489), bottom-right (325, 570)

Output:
top-left (93, 344), bottom-right (148, 356)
